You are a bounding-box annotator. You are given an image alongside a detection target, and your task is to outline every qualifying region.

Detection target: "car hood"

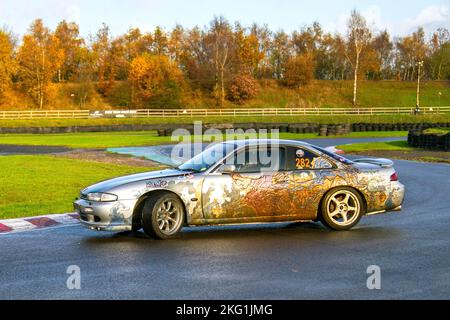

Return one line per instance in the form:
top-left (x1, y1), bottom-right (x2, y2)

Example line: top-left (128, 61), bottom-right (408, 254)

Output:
top-left (82, 169), bottom-right (189, 194)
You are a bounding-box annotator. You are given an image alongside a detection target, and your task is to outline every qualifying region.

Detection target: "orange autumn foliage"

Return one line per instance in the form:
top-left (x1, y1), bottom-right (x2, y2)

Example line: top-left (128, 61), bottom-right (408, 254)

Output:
top-left (129, 54), bottom-right (185, 108)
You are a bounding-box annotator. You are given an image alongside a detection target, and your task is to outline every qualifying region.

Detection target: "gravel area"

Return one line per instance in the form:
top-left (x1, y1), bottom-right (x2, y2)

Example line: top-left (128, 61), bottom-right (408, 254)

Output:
top-left (0, 144), bottom-right (71, 155)
top-left (55, 149), bottom-right (165, 168)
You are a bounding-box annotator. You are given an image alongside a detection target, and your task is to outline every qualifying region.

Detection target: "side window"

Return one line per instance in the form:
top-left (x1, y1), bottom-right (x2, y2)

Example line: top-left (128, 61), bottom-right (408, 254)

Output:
top-left (232, 147), bottom-right (286, 173)
top-left (286, 146), bottom-right (333, 170)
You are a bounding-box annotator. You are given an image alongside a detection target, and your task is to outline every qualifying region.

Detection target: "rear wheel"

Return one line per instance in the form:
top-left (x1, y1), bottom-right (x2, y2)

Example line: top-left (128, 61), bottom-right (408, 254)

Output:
top-left (320, 187), bottom-right (364, 231)
top-left (142, 193), bottom-right (184, 239)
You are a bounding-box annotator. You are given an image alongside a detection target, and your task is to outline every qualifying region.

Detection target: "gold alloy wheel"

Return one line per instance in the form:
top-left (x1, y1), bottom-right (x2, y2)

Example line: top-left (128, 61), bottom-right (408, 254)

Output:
top-left (326, 189), bottom-right (361, 227)
top-left (156, 200), bottom-right (183, 236)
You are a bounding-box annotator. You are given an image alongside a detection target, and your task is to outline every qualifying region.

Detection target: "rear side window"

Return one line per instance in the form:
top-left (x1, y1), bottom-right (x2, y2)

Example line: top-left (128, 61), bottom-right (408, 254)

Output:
top-left (232, 147), bottom-right (286, 173)
top-left (286, 146), bottom-right (333, 170)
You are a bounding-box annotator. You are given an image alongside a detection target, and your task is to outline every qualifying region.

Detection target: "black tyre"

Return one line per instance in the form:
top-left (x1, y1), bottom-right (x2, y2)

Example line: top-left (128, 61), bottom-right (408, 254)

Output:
top-left (142, 192), bottom-right (185, 239)
top-left (320, 187), bottom-right (364, 231)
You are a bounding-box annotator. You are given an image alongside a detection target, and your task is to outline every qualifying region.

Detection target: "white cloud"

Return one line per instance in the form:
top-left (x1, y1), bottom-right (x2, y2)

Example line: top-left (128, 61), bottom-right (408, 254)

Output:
top-left (416, 4), bottom-right (448, 25)
top-left (66, 5), bottom-right (81, 24)
top-left (398, 4), bottom-right (449, 34)
top-left (326, 6), bottom-right (385, 35)
top-left (327, 4), bottom-right (449, 37)
top-left (362, 5), bottom-right (383, 30)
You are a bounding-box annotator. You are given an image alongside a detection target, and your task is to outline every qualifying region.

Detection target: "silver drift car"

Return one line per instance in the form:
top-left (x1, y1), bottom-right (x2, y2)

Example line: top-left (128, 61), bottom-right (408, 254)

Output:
top-left (74, 139), bottom-right (405, 239)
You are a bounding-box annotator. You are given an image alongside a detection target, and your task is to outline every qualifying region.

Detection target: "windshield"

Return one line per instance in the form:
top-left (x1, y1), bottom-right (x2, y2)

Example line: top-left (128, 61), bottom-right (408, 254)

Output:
top-left (313, 146), bottom-right (354, 165)
top-left (178, 143), bottom-right (237, 173)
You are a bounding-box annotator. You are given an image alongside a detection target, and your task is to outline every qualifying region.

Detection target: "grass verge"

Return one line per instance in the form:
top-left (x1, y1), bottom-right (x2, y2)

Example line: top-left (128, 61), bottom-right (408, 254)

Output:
top-left (0, 114), bottom-right (449, 128)
top-left (0, 155), bottom-right (154, 219)
top-left (338, 141), bottom-right (450, 164)
top-left (337, 141), bottom-right (412, 153)
top-left (0, 131), bottom-right (408, 149)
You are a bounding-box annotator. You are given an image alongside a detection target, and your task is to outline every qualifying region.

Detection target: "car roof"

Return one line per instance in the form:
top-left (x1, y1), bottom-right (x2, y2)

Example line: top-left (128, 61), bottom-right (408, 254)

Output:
top-left (222, 139), bottom-right (313, 148)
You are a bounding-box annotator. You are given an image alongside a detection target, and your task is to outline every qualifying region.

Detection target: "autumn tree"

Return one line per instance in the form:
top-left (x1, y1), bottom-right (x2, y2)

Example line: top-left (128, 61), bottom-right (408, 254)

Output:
top-left (168, 25), bottom-right (185, 63)
top-left (430, 28), bottom-right (450, 80)
top-left (292, 22), bottom-right (323, 56)
top-left (124, 28), bottom-right (152, 61)
top-left (17, 19), bottom-right (63, 109)
top-left (346, 10), bottom-right (372, 106)
top-left (250, 23), bottom-right (272, 78)
top-left (372, 30), bottom-right (393, 79)
top-left (315, 33), bottom-right (348, 80)
top-left (282, 53), bottom-right (314, 88)
top-left (72, 47), bottom-right (96, 108)
top-left (91, 23), bottom-right (115, 95)
top-left (270, 31), bottom-right (290, 79)
top-left (0, 30), bottom-right (16, 101)
top-left (395, 28), bottom-right (428, 81)
top-left (233, 23), bottom-right (263, 76)
top-left (206, 17), bottom-right (234, 106)
top-left (54, 20), bottom-right (84, 82)
top-left (152, 26), bottom-right (169, 56)
top-left (129, 54), bottom-right (184, 108)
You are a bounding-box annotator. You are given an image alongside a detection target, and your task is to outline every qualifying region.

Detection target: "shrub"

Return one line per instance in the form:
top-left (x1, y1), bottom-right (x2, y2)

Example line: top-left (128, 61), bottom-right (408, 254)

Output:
top-left (227, 73), bottom-right (259, 104)
top-left (282, 53), bottom-right (314, 88)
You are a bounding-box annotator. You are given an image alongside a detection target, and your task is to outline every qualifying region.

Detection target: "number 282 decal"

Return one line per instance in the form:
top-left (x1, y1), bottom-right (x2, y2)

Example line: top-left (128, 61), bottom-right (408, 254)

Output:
top-left (296, 158), bottom-right (311, 169)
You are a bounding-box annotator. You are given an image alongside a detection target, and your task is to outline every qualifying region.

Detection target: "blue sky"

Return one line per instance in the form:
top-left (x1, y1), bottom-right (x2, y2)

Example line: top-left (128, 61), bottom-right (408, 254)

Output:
top-left (1, 0), bottom-right (449, 37)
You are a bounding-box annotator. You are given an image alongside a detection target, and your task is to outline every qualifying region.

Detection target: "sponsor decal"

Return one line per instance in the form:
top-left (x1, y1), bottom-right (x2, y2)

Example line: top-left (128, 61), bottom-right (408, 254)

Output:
top-left (146, 179), bottom-right (169, 188)
top-left (296, 149), bottom-right (305, 158)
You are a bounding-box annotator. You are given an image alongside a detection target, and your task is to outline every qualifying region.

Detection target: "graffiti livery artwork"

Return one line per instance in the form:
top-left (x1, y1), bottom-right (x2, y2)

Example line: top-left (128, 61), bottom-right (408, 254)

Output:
top-left (74, 139), bottom-right (405, 239)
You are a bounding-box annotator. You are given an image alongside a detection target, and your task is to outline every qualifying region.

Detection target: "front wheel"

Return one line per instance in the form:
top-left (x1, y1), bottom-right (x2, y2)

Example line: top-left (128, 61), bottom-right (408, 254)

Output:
top-left (142, 193), bottom-right (185, 239)
top-left (320, 187), bottom-right (364, 231)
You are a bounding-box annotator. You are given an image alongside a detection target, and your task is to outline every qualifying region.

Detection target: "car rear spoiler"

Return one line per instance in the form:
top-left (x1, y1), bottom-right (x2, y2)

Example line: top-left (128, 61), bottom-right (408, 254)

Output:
top-left (353, 158), bottom-right (394, 168)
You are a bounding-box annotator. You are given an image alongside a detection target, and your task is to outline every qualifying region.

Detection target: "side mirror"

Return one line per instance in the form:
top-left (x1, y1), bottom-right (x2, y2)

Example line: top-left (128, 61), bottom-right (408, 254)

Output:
top-left (218, 164), bottom-right (236, 174)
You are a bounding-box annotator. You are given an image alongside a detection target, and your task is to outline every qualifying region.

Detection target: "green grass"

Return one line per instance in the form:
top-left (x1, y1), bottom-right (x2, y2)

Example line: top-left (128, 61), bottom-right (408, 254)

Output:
top-left (338, 141), bottom-right (412, 153)
top-left (337, 140), bottom-right (450, 164)
top-left (0, 156), bottom-right (154, 219)
top-left (2, 80), bottom-right (449, 110)
top-left (0, 131), bottom-right (408, 148)
top-left (245, 80), bottom-right (450, 109)
top-left (0, 131), bottom-right (173, 148)
top-left (423, 128), bottom-right (450, 135)
top-left (0, 114), bottom-right (449, 128)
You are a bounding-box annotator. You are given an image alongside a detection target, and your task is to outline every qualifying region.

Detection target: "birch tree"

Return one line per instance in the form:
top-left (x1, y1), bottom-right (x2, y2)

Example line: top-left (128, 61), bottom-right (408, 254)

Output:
top-left (346, 10), bottom-right (371, 106)
top-left (207, 16), bottom-right (233, 107)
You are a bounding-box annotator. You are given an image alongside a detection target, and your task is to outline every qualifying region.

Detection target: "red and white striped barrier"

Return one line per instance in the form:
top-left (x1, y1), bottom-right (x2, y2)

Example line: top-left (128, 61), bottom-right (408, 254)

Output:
top-left (0, 213), bottom-right (79, 234)
top-left (325, 146), bottom-right (346, 155)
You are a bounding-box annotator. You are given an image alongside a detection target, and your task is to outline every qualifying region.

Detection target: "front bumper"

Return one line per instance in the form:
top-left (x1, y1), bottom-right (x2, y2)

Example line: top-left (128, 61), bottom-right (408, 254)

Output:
top-left (73, 198), bottom-right (137, 232)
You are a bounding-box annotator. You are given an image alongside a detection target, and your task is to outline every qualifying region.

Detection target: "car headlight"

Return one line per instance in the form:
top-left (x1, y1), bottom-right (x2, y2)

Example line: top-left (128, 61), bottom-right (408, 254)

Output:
top-left (86, 193), bottom-right (118, 202)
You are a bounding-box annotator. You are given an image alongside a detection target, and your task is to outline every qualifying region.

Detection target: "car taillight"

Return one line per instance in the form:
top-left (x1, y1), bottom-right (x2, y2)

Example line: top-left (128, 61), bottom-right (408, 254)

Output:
top-left (390, 172), bottom-right (399, 182)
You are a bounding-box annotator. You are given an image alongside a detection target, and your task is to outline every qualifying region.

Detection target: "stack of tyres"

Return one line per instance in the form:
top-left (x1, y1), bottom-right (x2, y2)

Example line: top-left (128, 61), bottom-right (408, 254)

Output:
top-left (319, 125), bottom-right (328, 136)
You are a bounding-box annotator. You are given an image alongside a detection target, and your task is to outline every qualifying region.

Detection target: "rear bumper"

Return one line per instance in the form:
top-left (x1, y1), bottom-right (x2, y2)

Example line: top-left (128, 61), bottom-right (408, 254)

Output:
top-left (73, 198), bottom-right (136, 232)
top-left (366, 181), bottom-right (405, 216)
top-left (367, 205), bottom-right (402, 216)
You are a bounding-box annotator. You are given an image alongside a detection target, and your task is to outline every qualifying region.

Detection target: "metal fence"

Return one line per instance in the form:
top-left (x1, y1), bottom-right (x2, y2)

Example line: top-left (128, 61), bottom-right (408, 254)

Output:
top-left (0, 106), bottom-right (449, 119)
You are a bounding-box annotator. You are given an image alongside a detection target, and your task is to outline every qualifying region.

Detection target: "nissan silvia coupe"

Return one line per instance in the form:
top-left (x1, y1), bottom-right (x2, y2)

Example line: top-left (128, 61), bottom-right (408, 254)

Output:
top-left (74, 139), bottom-right (405, 239)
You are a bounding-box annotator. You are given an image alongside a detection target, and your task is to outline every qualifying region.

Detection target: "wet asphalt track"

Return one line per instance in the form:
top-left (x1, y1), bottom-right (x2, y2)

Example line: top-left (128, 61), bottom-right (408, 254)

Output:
top-left (0, 138), bottom-right (449, 300)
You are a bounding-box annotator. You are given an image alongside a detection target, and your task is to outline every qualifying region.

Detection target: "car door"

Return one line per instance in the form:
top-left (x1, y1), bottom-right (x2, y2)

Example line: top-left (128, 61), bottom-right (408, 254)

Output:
top-left (287, 145), bottom-right (336, 220)
top-left (201, 145), bottom-right (297, 223)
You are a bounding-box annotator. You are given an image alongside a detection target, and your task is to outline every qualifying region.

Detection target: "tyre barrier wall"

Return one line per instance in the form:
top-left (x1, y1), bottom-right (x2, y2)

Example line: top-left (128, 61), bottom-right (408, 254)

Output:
top-left (0, 124), bottom-right (163, 134)
top-left (408, 130), bottom-right (450, 151)
top-left (156, 122), bottom-right (450, 137)
top-left (0, 122), bottom-right (449, 135)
